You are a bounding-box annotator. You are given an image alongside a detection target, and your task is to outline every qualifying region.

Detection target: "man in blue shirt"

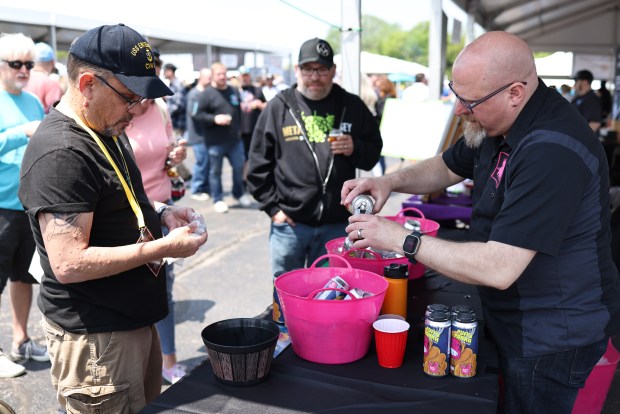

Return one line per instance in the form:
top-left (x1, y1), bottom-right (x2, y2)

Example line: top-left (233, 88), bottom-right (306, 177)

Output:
top-left (0, 32), bottom-right (47, 379)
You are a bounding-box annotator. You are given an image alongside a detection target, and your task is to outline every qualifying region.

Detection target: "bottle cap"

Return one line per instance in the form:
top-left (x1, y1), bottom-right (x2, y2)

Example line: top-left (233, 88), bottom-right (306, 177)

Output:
top-left (455, 312), bottom-right (477, 323)
top-left (428, 310), bottom-right (450, 322)
top-left (383, 263), bottom-right (408, 279)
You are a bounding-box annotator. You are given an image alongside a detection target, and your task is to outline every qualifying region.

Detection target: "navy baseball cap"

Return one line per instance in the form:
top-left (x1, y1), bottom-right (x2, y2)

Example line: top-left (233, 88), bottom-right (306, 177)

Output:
top-left (298, 38), bottom-right (334, 68)
top-left (573, 70), bottom-right (594, 83)
top-left (70, 24), bottom-right (172, 99)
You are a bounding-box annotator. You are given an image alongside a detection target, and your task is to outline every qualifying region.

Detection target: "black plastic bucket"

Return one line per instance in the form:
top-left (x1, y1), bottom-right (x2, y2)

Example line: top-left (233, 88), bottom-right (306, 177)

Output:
top-left (201, 318), bottom-right (280, 386)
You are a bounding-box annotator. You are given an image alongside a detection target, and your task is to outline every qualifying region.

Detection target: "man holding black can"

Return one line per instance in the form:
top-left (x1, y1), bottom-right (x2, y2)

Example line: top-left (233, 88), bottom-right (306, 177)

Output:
top-left (342, 31), bottom-right (620, 413)
top-left (247, 38), bottom-right (382, 276)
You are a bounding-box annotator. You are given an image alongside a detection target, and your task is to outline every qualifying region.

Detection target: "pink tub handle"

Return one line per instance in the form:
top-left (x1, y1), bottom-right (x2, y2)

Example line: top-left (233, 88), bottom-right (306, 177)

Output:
top-left (307, 287), bottom-right (357, 300)
top-left (341, 249), bottom-right (382, 260)
top-left (397, 207), bottom-right (426, 219)
top-left (311, 253), bottom-right (352, 269)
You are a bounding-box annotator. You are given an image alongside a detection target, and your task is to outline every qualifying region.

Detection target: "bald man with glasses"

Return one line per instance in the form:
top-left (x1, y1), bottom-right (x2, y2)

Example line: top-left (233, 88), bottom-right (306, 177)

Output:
top-left (342, 31), bottom-right (620, 413)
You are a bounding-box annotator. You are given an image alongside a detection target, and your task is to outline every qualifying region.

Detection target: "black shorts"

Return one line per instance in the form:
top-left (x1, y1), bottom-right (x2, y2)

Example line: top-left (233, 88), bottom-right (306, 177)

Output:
top-left (0, 208), bottom-right (37, 293)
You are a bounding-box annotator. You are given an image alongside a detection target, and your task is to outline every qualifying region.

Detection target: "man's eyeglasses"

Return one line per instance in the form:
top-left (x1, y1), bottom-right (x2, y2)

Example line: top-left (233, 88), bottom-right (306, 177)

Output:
top-left (300, 66), bottom-right (331, 77)
top-left (94, 75), bottom-right (145, 110)
top-left (448, 81), bottom-right (527, 114)
top-left (2, 60), bottom-right (35, 70)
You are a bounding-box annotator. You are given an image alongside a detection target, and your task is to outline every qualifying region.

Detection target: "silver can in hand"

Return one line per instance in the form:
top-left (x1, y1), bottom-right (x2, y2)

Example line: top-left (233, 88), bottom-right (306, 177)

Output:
top-left (346, 194), bottom-right (375, 215)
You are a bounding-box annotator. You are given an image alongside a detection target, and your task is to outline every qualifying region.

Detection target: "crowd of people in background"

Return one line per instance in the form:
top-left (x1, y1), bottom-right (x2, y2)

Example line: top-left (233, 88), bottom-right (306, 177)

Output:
top-left (1, 24), bottom-right (620, 414)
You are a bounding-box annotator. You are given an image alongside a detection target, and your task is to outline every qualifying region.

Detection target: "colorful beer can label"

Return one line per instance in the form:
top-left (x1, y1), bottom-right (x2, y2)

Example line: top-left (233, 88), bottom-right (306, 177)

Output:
top-left (273, 271), bottom-right (285, 324)
top-left (450, 318), bottom-right (478, 378)
top-left (423, 311), bottom-right (451, 377)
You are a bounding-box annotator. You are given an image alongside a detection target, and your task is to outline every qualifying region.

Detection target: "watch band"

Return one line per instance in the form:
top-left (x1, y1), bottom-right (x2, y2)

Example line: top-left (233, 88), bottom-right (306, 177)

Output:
top-left (156, 205), bottom-right (169, 221)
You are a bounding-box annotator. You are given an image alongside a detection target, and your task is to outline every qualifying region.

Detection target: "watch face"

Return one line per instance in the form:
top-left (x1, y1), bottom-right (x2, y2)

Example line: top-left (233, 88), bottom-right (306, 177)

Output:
top-left (403, 234), bottom-right (417, 256)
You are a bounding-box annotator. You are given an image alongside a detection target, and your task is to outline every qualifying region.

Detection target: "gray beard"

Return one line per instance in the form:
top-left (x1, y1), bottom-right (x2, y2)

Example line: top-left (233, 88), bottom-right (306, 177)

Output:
top-left (463, 120), bottom-right (487, 149)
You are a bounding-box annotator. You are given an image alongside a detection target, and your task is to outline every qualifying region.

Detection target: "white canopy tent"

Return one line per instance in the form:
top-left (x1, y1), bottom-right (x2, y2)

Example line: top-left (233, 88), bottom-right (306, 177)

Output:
top-left (334, 51), bottom-right (428, 76)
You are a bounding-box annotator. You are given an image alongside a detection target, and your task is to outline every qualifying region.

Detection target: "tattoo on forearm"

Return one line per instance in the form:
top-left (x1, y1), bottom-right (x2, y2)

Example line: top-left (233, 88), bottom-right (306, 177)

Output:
top-left (46, 213), bottom-right (80, 241)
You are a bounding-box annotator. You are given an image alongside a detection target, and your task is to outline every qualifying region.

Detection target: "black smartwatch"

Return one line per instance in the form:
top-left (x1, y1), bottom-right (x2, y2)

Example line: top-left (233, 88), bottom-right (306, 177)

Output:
top-left (403, 230), bottom-right (424, 264)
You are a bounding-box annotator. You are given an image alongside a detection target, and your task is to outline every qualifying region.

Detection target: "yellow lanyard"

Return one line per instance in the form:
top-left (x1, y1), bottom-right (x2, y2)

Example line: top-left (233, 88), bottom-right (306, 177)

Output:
top-left (56, 101), bottom-right (146, 230)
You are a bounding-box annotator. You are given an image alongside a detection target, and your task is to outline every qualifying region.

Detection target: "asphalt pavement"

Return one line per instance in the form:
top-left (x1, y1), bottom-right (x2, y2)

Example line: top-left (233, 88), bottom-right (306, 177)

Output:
top-left (0, 157), bottom-right (619, 413)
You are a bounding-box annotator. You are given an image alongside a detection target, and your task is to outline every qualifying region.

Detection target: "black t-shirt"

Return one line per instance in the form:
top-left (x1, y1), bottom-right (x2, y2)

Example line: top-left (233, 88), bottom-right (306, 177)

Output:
top-left (240, 85), bottom-right (266, 135)
top-left (18, 108), bottom-right (167, 333)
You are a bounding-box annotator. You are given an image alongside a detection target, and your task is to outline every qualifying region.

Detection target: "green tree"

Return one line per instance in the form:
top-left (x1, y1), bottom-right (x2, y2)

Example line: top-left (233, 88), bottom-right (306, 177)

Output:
top-left (326, 15), bottom-right (463, 76)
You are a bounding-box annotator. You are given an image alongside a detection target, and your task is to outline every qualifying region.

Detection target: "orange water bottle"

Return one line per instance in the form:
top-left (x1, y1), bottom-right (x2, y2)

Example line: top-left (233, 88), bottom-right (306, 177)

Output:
top-left (380, 263), bottom-right (408, 318)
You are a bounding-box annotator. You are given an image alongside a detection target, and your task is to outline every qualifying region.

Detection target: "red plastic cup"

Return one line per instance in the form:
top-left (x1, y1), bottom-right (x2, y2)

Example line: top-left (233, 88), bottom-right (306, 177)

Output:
top-left (373, 318), bottom-right (410, 368)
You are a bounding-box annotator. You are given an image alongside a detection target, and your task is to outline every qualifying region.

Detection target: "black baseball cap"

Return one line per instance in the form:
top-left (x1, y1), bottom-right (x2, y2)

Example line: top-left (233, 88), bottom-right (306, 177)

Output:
top-left (298, 38), bottom-right (334, 68)
top-left (70, 24), bottom-right (172, 99)
top-left (573, 69), bottom-right (594, 83)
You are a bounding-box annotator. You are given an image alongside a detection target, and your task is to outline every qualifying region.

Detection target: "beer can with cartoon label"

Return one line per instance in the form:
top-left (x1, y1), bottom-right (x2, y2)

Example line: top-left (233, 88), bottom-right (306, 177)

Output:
top-left (423, 310), bottom-right (451, 377)
top-left (450, 312), bottom-right (478, 378)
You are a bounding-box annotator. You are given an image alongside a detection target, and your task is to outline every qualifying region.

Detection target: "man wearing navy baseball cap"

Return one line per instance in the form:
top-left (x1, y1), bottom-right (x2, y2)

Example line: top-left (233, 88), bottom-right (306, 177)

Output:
top-left (18, 24), bottom-right (207, 413)
top-left (571, 69), bottom-right (603, 132)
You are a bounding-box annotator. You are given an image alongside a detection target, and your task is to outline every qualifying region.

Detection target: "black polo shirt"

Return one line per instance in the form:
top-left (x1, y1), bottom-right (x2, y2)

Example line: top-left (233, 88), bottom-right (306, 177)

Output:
top-left (443, 79), bottom-right (620, 357)
top-left (571, 89), bottom-right (602, 124)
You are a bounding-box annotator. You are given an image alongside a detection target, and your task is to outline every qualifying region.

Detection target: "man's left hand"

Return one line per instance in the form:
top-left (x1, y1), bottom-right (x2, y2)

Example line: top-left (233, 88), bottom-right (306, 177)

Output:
top-left (331, 134), bottom-right (354, 156)
top-left (161, 205), bottom-right (194, 230)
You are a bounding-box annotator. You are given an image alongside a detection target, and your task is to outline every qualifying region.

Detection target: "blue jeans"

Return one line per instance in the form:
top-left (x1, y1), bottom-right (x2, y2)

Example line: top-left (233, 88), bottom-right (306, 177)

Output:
top-left (207, 140), bottom-right (245, 202)
top-left (500, 338), bottom-right (608, 413)
top-left (155, 262), bottom-right (175, 355)
top-left (189, 142), bottom-right (210, 194)
top-left (155, 214), bottom-right (176, 356)
top-left (270, 221), bottom-right (347, 276)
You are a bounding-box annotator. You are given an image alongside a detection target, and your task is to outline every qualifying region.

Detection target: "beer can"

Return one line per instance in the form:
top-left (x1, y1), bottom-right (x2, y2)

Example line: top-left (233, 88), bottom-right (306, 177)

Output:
top-left (346, 194), bottom-right (375, 215)
top-left (272, 271), bottom-right (286, 324)
top-left (314, 276), bottom-right (350, 300)
top-left (423, 310), bottom-right (451, 377)
top-left (450, 312), bottom-right (478, 378)
top-left (343, 288), bottom-right (374, 300)
top-left (404, 219), bottom-right (422, 231)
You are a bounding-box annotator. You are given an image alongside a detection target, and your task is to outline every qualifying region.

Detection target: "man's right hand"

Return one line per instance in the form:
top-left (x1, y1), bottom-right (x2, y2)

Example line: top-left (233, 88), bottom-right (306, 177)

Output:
top-left (214, 114), bottom-right (232, 126)
top-left (164, 222), bottom-right (208, 258)
top-left (272, 210), bottom-right (295, 226)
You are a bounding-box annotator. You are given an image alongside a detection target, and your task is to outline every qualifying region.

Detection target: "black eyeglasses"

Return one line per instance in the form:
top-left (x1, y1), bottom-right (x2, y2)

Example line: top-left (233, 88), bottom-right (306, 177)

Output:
top-left (2, 60), bottom-right (35, 70)
top-left (448, 81), bottom-right (527, 113)
top-left (300, 66), bottom-right (331, 77)
top-left (94, 75), bottom-right (145, 110)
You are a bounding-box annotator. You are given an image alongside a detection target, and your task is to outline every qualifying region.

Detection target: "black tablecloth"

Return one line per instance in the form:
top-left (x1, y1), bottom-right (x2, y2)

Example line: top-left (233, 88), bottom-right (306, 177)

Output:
top-left (141, 270), bottom-right (500, 414)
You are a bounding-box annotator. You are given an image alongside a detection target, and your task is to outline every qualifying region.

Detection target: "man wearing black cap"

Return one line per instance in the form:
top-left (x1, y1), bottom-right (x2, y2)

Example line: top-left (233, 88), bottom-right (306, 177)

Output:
top-left (571, 69), bottom-right (602, 132)
top-left (18, 24), bottom-right (208, 413)
top-left (247, 38), bottom-right (382, 276)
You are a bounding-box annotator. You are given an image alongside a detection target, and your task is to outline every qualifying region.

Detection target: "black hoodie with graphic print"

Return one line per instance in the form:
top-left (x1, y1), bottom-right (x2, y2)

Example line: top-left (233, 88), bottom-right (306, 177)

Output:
top-left (247, 83), bottom-right (382, 226)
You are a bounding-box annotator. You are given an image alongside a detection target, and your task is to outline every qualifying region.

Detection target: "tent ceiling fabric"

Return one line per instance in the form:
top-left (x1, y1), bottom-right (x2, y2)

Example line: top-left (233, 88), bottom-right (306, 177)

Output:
top-left (453, 0), bottom-right (620, 55)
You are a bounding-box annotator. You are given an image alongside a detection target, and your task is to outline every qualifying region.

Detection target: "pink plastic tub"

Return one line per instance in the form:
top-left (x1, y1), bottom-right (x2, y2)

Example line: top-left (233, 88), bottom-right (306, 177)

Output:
top-left (572, 339), bottom-right (620, 414)
top-left (274, 254), bottom-right (388, 364)
top-left (325, 208), bottom-right (440, 279)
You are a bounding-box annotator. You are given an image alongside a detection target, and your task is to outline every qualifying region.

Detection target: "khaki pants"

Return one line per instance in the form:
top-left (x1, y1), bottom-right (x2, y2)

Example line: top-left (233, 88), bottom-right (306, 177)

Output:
top-left (41, 317), bottom-right (162, 414)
